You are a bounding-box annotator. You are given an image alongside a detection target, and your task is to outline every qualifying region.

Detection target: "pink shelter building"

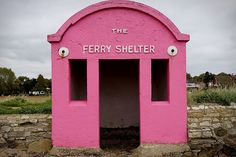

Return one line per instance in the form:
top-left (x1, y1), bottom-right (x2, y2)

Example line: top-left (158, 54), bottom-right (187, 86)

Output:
top-left (48, 0), bottom-right (190, 148)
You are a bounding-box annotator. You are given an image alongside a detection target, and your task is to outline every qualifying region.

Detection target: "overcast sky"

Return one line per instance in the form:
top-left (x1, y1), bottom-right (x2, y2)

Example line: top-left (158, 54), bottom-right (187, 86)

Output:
top-left (0, 0), bottom-right (235, 79)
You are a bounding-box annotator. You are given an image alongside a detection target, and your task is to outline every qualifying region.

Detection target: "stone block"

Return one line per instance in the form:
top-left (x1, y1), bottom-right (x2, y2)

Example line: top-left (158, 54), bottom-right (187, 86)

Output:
top-left (188, 123), bottom-right (198, 128)
top-left (202, 117), bottom-right (212, 121)
top-left (188, 112), bottom-right (204, 118)
top-left (212, 123), bottom-right (221, 128)
top-left (183, 151), bottom-right (192, 157)
top-left (26, 136), bottom-right (41, 142)
top-left (0, 148), bottom-right (29, 157)
top-left (19, 120), bottom-right (33, 126)
top-left (189, 130), bottom-right (202, 138)
top-left (231, 117), bottom-right (236, 122)
top-left (29, 119), bottom-right (38, 124)
top-left (207, 113), bottom-right (220, 117)
top-left (135, 144), bottom-right (190, 157)
top-left (189, 139), bottom-right (217, 150)
top-left (200, 121), bottom-right (211, 127)
top-left (24, 131), bottom-right (31, 137)
top-left (37, 128), bottom-right (44, 132)
top-left (10, 123), bottom-right (18, 127)
top-left (199, 105), bottom-right (205, 109)
top-left (7, 115), bottom-right (20, 120)
top-left (223, 121), bottom-right (233, 129)
top-left (47, 115), bottom-right (52, 119)
top-left (13, 127), bottom-right (24, 132)
top-left (21, 115), bottom-right (29, 120)
top-left (228, 127), bottom-right (236, 136)
top-left (214, 127), bottom-right (227, 137)
top-left (1, 126), bottom-right (11, 132)
top-left (212, 118), bottom-right (220, 122)
top-left (198, 150), bottom-right (212, 157)
top-left (231, 102), bottom-right (236, 106)
top-left (15, 143), bottom-right (27, 150)
top-left (27, 139), bottom-right (52, 153)
top-left (15, 137), bottom-right (26, 140)
top-left (188, 118), bottom-right (199, 123)
top-left (192, 106), bottom-right (200, 110)
top-left (202, 131), bottom-right (212, 138)
top-left (223, 135), bottom-right (236, 149)
top-left (0, 137), bottom-right (7, 148)
top-left (42, 123), bottom-right (49, 126)
top-left (8, 131), bottom-right (27, 138)
top-left (3, 133), bottom-right (8, 139)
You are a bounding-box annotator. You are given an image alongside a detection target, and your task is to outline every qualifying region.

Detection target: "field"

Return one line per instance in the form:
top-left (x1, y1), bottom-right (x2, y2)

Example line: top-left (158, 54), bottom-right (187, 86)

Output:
top-left (0, 96), bottom-right (50, 103)
top-left (0, 88), bottom-right (236, 114)
top-left (0, 96), bottom-right (51, 114)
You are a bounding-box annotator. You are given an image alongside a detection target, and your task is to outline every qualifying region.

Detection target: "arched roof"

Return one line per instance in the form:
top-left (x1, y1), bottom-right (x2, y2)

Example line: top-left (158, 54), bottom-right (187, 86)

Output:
top-left (47, 0), bottom-right (190, 43)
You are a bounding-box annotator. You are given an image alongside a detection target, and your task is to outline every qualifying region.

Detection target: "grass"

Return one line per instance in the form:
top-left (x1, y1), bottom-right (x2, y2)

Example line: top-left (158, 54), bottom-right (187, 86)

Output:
top-left (188, 88), bottom-right (236, 106)
top-left (1, 88), bottom-right (235, 114)
top-left (0, 97), bottom-right (51, 114)
top-left (0, 96), bottom-right (50, 103)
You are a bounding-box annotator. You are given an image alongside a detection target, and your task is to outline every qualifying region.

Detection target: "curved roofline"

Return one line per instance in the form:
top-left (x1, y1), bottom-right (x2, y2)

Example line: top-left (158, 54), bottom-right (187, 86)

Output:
top-left (47, 0), bottom-right (190, 43)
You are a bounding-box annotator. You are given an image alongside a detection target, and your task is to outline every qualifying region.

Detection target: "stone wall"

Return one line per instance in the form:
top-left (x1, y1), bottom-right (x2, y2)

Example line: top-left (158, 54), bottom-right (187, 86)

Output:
top-left (188, 103), bottom-right (236, 156)
top-left (0, 114), bottom-right (51, 155)
top-left (0, 104), bottom-right (235, 156)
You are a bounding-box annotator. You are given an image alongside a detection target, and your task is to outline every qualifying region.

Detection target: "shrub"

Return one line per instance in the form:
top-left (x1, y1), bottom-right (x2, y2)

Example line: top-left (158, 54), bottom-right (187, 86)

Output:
top-left (191, 88), bottom-right (236, 106)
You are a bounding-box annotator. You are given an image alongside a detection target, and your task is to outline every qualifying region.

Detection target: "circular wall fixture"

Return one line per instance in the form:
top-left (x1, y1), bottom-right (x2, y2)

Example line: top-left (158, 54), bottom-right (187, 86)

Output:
top-left (58, 47), bottom-right (69, 58)
top-left (167, 46), bottom-right (178, 56)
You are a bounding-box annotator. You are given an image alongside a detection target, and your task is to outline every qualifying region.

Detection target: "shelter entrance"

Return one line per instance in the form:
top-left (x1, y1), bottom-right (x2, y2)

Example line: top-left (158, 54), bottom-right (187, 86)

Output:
top-left (99, 60), bottom-right (140, 149)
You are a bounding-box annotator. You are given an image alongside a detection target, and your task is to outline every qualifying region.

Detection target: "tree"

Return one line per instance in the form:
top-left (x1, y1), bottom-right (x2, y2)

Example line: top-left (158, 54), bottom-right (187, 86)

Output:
top-left (0, 77), bottom-right (7, 95)
top-left (17, 76), bottom-right (30, 94)
top-left (216, 72), bottom-right (234, 88)
top-left (44, 78), bottom-right (52, 93)
top-left (0, 67), bottom-right (17, 95)
top-left (13, 78), bottom-right (21, 94)
top-left (24, 78), bottom-right (37, 94)
top-left (186, 73), bottom-right (192, 82)
top-left (203, 71), bottom-right (215, 89)
top-left (33, 74), bottom-right (47, 92)
top-left (192, 73), bottom-right (205, 83)
top-left (233, 74), bottom-right (236, 87)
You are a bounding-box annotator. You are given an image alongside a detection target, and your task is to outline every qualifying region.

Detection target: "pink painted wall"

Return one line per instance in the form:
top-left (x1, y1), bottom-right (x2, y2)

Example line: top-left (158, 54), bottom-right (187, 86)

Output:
top-left (48, 0), bottom-right (189, 148)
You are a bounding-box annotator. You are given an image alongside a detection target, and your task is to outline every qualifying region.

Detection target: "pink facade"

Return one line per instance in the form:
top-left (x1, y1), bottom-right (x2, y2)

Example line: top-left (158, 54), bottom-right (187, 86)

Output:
top-left (48, 0), bottom-right (189, 148)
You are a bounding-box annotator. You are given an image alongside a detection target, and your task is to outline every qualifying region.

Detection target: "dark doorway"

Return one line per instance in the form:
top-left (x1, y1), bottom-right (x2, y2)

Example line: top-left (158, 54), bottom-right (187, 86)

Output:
top-left (99, 60), bottom-right (140, 150)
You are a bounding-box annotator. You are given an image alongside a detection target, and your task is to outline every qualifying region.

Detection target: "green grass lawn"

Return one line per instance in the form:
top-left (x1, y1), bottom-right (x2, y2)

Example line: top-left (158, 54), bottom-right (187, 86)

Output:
top-left (0, 97), bottom-right (51, 114)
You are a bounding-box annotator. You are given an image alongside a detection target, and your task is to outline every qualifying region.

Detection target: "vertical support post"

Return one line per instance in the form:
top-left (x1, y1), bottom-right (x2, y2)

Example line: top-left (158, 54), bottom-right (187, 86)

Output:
top-left (87, 59), bottom-right (100, 147)
top-left (139, 59), bottom-right (151, 144)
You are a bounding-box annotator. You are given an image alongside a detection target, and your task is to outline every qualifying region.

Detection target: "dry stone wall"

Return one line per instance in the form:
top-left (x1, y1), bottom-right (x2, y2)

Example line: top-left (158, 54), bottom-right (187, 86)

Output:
top-left (188, 103), bottom-right (236, 156)
top-left (188, 103), bottom-right (236, 139)
top-left (0, 114), bottom-right (51, 155)
top-left (0, 104), bottom-right (235, 156)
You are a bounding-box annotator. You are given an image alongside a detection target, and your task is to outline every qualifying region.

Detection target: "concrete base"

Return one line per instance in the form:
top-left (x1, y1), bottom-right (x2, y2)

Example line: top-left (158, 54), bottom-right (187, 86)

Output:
top-left (49, 144), bottom-right (191, 157)
top-left (134, 144), bottom-right (191, 157)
